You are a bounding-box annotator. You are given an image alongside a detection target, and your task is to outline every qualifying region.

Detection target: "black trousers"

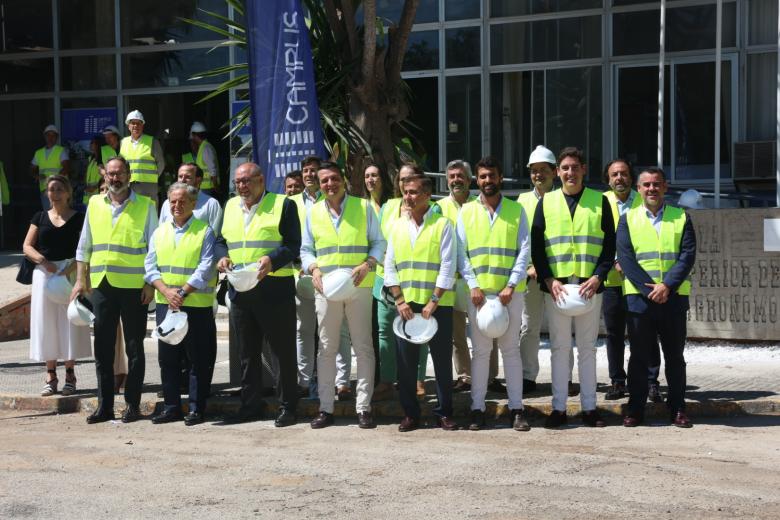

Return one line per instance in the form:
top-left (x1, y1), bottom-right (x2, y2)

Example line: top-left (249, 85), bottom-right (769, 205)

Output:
top-left (626, 302), bottom-right (688, 416)
top-left (229, 275), bottom-right (298, 413)
top-left (156, 305), bottom-right (217, 414)
top-left (91, 280), bottom-right (148, 409)
top-left (603, 286), bottom-right (661, 384)
top-left (395, 303), bottom-right (453, 419)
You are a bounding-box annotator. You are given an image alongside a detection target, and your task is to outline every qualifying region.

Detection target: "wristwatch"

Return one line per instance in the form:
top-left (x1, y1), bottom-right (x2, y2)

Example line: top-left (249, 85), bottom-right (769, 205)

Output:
top-left (430, 294), bottom-right (440, 303)
top-left (176, 288), bottom-right (187, 298)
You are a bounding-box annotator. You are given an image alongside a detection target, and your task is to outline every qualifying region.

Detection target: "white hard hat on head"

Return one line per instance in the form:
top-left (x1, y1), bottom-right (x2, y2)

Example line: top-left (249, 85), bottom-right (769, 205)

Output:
top-left (527, 145), bottom-right (556, 167)
top-left (678, 189), bottom-right (705, 210)
top-left (190, 121), bottom-right (207, 134)
top-left (102, 125), bottom-right (121, 136)
top-left (125, 110), bottom-right (145, 125)
top-left (43, 124), bottom-right (59, 136)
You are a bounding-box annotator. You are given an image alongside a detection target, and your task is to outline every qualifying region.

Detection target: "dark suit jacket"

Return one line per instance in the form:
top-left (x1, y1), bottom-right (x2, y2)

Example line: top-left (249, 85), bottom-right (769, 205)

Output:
top-left (616, 204), bottom-right (696, 314)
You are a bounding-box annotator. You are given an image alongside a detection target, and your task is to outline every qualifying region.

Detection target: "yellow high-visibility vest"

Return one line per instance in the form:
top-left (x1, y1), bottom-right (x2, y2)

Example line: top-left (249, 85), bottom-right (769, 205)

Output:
top-left (604, 190), bottom-right (642, 287)
top-left (437, 195), bottom-right (476, 224)
top-left (34, 145), bottom-right (65, 191)
top-left (82, 158), bottom-right (102, 205)
top-left (120, 135), bottom-right (157, 184)
top-left (221, 193), bottom-right (294, 277)
top-left (623, 204), bottom-right (690, 296)
top-left (153, 218), bottom-right (216, 307)
top-left (101, 145), bottom-right (118, 167)
top-left (87, 194), bottom-right (154, 289)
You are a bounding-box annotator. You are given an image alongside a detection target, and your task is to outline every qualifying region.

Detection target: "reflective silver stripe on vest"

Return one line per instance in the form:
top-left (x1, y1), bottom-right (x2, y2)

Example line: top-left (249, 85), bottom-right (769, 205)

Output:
top-left (400, 280), bottom-right (436, 291)
top-left (157, 265), bottom-right (196, 276)
top-left (644, 269), bottom-right (662, 278)
top-left (396, 261), bottom-right (439, 271)
top-left (90, 265), bottom-right (146, 275)
top-left (473, 265), bottom-right (513, 277)
top-left (635, 252), bottom-right (679, 261)
top-left (192, 286), bottom-right (215, 294)
top-left (316, 245), bottom-right (370, 256)
top-left (226, 240), bottom-right (281, 251)
top-left (468, 246), bottom-right (516, 258)
top-left (92, 243), bottom-right (147, 255)
top-left (544, 235), bottom-right (604, 248)
top-left (127, 159), bottom-right (157, 165)
top-left (548, 254), bottom-right (600, 265)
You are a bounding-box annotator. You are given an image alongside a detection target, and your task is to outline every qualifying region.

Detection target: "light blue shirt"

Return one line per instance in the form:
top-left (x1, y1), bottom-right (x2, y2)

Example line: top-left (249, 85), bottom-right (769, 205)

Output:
top-left (645, 204), bottom-right (664, 235)
top-left (144, 215), bottom-right (216, 290)
top-left (159, 190), bottom-right (223, 237)
top-left (456, 194), bottom-right (530, 291)
top-left (300, 194), bottom-right (385, 274)
top-left (616, 190), bottom-right (637, 217)
top-left (75, 190), bottom-right (159, 263)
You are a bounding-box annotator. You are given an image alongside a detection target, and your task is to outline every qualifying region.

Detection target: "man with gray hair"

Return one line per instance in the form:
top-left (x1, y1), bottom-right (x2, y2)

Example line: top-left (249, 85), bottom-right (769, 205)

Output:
top-left (145, 182), bottom-right (218, 425)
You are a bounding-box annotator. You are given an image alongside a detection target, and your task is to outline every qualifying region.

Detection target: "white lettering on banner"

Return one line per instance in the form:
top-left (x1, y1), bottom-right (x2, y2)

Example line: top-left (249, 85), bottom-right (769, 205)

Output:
top-left (282, 12), bottom-right (308, 125)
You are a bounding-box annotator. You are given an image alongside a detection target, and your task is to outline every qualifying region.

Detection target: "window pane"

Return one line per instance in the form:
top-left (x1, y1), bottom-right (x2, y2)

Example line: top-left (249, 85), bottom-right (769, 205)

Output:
top-left (749, 0), bottom-right (778, 46)
top-left (545, 67), bottom-right (601, 182)
top-left (667, 4), bottom-right (736, 52)
top-left (490, 71), bottom-right (545, 181)
top-left (0, 59), bottom-right (54, 93)
top-left (613, 10), bottom-right (660, 55)
top-left (373, 0), bottom-right (438, 24)
top-left (747, 53), bottom-right (777, 141)
top-left (403, 31), bottom-right (439, 71)
top-left (120, 0), bottom-right (228, 46)
top-left (446, 0), bottom-right (480, 21)
top-left (59, 0), bottom-right (115, 49)
top-left (405, 77), bottom-right (439, 171)
top-left (491, 0), bottom-right (600, 17)
top-left (491, 16), bottom-right (601, 65)
top-left (446, 27), bottom-right (480, 68)
top-left (61, 56), bottom-right (117, 91)
top-left (122, 47), bottom-right (229, 89)
top-left (0, 0), bottom-right (52, 53)
top-left (446, 75), bottom-right (481, 165)
top-left (613, 0), bottom-right (656, 5)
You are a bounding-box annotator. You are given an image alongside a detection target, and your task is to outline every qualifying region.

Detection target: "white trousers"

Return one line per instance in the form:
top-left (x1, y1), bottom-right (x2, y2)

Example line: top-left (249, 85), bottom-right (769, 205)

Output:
top-left (315, 288), bottom-right (374, 413)
top-left (546, 293), bottom-right (602, 412)
top-left (297, 295), bottom-right (352, 388)
top-left (467, 294), bottom-right (526, 411)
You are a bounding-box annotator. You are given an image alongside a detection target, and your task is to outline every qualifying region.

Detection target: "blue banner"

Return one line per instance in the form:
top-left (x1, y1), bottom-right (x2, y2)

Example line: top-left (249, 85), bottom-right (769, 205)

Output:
top-left (246, 0), bottom-right (327, 194)
top-left (61, 108), bottom-right (117, 142)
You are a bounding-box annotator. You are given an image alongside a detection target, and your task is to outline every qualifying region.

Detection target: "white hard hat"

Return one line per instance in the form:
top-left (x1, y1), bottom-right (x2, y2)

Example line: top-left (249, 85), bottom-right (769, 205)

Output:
top-left (295, 274), bottom-right (315, 300)
top-left (152, 310), bottom-right (189, 345)
top-left (527, 145), bottom-right (556, 167)
top-left (125, 110), bottom-right (145, 125)
top-left (453, 279), bottom-right (470, 313)
top-left (45, 274), bottom-right (73, 305)
top-left (227, 267), bottom-right (259, 292)
top-left (67, 296), bottom-right (95, 327)
top-left (322, 268), bottom-right (357, 302)
top-left (43, 124), bottom-right (59, 136)
top-left (678, 189), bottom-right (705, 210)
top-left (476, 295), bottom-right (510, 338)
top-left (392, 314), bottom-right (438, 345)
top-left (554, 284), bottom-right (596, 317)
top-left (102, 125), bottom-right (121, 136)
top-left (190, 121), bottom-right (207, 134)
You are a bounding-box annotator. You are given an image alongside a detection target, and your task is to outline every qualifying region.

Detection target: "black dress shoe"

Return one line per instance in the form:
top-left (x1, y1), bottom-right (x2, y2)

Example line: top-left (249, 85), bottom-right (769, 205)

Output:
top-left (223, 407), bottom-right (265, 424)
top-left (151, 409), bottom-right (182, 424)
top-left (523, 379), bottom-right (537, 393)
top-left (510, 409), bottom-right (530, 432)
top-left (605, 382), bottom-right (626, 400)
top-left (274, 409), bottom-right (297, 427)
top-left (398, 416), bottom-right (419, 432)
top-left (184, 412), bottom-right (205, 426)
top-left (468, 409), bottom-right (486, 431)
top-left (581, 409), bottom-right (606, 427)
top-left (310, 411), bottom-right (334, 429)
top-left (357, 411), bottom-right (375, 429)
top-left (86, 409), bottom-right (115, 424)
top-left (452, 378), bottom-right (471, 392)
top-left (488, 379), bottom-right (507, 394)
top-left (121, 405), bottom-right (141, 423)
top-left (544, 410), bottom-right (567, 429)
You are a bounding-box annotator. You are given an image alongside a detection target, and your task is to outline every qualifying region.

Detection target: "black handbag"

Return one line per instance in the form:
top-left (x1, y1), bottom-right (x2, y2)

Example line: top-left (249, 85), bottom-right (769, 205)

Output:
top-left (16, 257), bottom-right (35, 285)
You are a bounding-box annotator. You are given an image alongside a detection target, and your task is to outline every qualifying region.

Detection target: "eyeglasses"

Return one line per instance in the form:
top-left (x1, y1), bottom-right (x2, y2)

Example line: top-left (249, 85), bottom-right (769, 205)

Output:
top-left (105, 171), bottom-right (128, 178)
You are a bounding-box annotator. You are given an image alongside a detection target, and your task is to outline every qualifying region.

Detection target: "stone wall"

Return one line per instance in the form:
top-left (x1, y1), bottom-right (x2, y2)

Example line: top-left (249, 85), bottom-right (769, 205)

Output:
top-left (0, 295), bottom-right (31, 342)
top-left (687, 208), bottom-right (780, 340)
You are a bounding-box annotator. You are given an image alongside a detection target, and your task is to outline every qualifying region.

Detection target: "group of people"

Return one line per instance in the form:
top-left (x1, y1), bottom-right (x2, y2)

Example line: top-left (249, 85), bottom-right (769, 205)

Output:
top-left (23, 109), bottom-right (696, 431)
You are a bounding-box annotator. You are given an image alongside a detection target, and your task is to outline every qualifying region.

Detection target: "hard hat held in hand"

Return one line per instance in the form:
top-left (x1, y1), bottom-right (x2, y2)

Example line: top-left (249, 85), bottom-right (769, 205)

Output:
top-left (152, 310), bottom-right (189, 345)
top-left (227, 267), bottom-right (259, 292)
top-left (67, 296), bottom-right (95, 327)
top-left (322, 268), bottom-right (357, 302)
top-left (393, 314), bottom-right (438, 345)
top-left (476, 295), bottom-right (510, 338)
top-left (554, 284), bottom-right (596, 317)
top-left (46, 273), bottom-right (73, 305)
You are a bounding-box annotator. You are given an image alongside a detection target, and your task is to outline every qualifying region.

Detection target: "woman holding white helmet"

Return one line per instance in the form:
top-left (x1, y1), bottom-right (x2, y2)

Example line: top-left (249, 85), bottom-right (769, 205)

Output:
top-left (22, 175), bottom-right (91, 396)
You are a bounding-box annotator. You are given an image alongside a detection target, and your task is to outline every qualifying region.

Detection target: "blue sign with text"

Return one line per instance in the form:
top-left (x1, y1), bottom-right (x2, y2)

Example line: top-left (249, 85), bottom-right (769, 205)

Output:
top-left (61, 108), bottom-right (116, 142)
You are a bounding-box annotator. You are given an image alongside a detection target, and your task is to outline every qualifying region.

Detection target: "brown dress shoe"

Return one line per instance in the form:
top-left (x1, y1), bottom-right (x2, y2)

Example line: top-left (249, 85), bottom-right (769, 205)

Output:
top-left (357, 411), bottom-right (375, 429)
top-left (671, 411), bottom-right (692, 428)
top-left (336, 385), bottom-right (353, 401)
top-left (452, 378), bottom-right (471, 392)
top-left (398, 416), bottom-right (419, 432)
top-left (623, 414), bottom-right (643, 427)
top-left (310, 411), bottom-right (334, 429)
top-left (436, 416), bottom-right (458, 431)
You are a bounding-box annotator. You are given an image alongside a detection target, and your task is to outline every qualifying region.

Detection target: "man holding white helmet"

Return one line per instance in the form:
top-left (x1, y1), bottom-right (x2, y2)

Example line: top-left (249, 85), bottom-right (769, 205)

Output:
top-left (457, 156), bottom-right (531, 432)
top-left (30, 125), bottom-right (70, 210)
top-left (183, 122), bottom-right (219, 197)
top-left (300, 161), bottom-right (385, 429)
top-left (145, 182), bottom-right (218, 426)
top-left (216, 162), bottom-right (301, 426)
top-left (384, 174), bottom-right (456, 432)
top-left (530, 147), bottom-right (615, 428)
top-left (120, 110), bottom-right (165, 203)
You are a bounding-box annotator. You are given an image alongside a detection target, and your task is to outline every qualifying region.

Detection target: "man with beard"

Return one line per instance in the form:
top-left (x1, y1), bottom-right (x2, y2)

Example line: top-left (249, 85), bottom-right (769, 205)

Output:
top-left (72, 156), bottom-right (158, 424)
top-left (458, 156), bottom-right (531, 431)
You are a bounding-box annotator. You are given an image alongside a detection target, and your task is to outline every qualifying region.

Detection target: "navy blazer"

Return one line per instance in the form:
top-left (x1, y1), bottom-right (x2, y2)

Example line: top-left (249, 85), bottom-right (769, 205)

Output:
top-left (616, 205), bottom-right (696, 314)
